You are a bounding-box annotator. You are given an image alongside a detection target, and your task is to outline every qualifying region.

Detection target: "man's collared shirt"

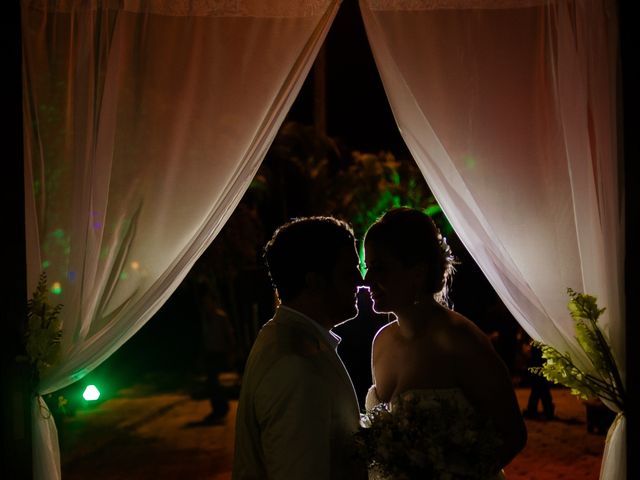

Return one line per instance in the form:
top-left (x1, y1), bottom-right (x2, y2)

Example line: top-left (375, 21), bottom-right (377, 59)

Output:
top-left (278, 305), bottom-right (342, 351)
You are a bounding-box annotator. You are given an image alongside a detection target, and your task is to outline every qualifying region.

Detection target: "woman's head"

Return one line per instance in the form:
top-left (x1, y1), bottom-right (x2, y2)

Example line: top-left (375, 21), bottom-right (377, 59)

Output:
top-left (364, 207), bottom-right (455, 307)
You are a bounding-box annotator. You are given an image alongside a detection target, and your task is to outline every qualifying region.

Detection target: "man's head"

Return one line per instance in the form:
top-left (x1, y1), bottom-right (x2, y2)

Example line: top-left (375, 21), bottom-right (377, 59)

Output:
top-left (264, 216), bottom-right (361, 327)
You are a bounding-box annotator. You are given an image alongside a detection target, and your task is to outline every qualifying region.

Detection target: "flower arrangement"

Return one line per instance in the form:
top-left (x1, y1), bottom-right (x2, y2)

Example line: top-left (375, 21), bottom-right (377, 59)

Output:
top-left (25, 272), bottom-right (63, 381)
top-left (530, 288), bottom-right (625, 411)
top-left (355, 391), bottom-right (502, 480)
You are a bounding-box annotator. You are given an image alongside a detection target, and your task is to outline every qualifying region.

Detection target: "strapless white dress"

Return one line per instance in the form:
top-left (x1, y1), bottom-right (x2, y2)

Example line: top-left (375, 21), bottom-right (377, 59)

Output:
top-left (364, 385), bottom-right (506, 480)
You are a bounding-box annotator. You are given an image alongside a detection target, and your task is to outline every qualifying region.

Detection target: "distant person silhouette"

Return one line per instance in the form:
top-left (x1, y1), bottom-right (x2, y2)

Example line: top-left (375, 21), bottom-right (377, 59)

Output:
top-left (522, 344), bottom-right (555, 420)
top-left (196, 278), bottom-right (236, 424)
top-left (335, 286), bottom-right (390, 407)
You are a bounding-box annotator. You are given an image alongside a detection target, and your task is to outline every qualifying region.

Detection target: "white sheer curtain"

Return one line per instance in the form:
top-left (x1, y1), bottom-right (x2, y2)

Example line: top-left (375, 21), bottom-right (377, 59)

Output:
top-left (360, 0), bottom-right (624, 478)
top-left (22, 1), bottom-right (339, 478)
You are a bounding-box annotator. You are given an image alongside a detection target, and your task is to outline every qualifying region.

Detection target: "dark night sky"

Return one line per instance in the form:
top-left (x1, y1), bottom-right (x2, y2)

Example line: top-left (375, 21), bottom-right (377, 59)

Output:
top-left (286, 0), bottom-right (409, 155)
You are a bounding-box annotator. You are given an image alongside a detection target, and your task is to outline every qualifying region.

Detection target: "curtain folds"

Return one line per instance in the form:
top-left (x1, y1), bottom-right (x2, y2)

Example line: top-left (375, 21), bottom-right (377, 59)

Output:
top-left (22, 1), bottom-right (339, 478)
top-left (360, 1), bottom-right (623, 479)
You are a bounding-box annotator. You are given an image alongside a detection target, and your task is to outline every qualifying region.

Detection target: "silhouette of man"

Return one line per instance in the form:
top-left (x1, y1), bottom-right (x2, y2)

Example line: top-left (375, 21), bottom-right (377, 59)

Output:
top-left (232, 217), bottom-right (367, 480)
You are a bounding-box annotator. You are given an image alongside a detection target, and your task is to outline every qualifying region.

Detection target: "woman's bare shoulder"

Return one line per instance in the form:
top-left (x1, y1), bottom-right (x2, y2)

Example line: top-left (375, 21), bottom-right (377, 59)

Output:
top-left (371, 320), bottom-right (398, 354)
top-left (373, 319), bottom-right (397, 341)
top-left (433, 309), bottom-right (493, 353)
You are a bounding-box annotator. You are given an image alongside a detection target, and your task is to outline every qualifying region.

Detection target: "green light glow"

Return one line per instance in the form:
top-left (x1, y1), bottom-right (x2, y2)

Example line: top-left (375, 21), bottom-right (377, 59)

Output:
top-left (424, 205), bottom-right (442, 217)
top-left (82, 385), bottom-right (101, 401)
top-left (42, 260), bottom-right (50, 269)
top-left (463, 155), bottom-right (477, 169)
top-left (119, 271), bottom-right (128, 280)
top-left (52, 229), bottom-right (65, 239)
top-left (71, 369), bottom-right (89, 382)
top-left (51, 282), bottom-right (62, 295)
top-left (359, 242), bottom-right (367, 278)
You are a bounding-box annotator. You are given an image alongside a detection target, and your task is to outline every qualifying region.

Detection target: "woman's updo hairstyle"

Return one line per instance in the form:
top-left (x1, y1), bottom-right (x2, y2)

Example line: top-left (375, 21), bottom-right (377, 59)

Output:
top-left (364, 207), bottom-right (456, 305)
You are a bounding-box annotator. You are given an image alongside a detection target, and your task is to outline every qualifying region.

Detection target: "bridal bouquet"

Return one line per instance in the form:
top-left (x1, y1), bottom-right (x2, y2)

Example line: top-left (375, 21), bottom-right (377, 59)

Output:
top-left (355, 391), bottom-right (502, 480)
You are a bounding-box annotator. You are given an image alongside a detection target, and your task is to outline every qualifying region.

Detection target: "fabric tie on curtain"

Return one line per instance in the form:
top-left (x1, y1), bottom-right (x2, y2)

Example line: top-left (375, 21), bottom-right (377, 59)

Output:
top-left (360, 0), bottom-right (624, 479)
top-left (22, 1), bottom-right (340, 478)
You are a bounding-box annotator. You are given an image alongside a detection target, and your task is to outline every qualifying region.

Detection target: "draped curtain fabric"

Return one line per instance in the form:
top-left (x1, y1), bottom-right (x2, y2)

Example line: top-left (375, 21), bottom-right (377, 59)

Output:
top-left (360, 0), bottom-right (624, 478)
top-left (22, 1), bottom-right (339, 478)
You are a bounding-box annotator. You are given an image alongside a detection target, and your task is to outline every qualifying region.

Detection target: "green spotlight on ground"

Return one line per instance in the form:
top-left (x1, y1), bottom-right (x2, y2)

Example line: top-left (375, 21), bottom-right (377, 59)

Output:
top-left (82, 385), bottom-right (101, 401)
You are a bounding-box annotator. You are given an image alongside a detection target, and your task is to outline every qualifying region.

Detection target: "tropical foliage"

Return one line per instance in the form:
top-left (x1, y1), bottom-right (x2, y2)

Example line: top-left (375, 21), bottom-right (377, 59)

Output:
top-left (25, 272), bottom-right (63, 381)
top-left (530, 289), bottom-right (625, 411)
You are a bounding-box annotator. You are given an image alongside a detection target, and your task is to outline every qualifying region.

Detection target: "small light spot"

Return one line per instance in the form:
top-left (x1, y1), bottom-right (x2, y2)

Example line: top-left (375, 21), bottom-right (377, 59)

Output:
top-left (462, 155), bottom-right (477, 169)
top-left (82, 385), bottom-right (100, 401)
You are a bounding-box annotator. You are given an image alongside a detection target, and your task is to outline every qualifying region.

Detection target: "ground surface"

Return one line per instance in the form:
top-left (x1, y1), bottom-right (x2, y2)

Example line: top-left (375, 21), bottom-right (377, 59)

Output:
top-left (59, 382), bottom-right (606, 480)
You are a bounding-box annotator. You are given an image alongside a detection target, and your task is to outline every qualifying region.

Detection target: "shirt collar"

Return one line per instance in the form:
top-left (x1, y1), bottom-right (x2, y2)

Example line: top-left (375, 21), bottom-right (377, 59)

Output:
top-left (278, 305), bottom-right (342, 350)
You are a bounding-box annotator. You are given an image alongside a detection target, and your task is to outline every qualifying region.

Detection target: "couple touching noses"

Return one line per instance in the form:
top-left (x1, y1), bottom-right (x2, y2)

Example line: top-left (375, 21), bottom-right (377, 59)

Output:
top-left (232, 208), bottom-right (526, 480)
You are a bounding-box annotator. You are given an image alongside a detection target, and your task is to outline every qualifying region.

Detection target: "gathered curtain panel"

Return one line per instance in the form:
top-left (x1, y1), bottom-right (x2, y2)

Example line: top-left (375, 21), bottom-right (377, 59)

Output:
top-left (21, 0), bottom-right (339, 478)
top-left (360, 0), bottom-right (624, 478)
